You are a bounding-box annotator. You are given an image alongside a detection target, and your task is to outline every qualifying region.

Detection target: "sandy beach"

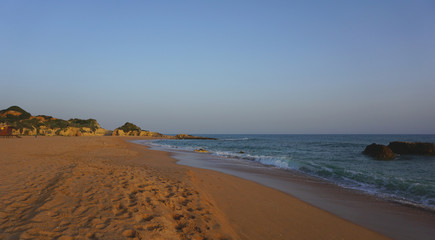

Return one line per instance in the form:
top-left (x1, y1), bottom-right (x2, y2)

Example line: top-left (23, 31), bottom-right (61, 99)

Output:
top-left (2, 0), bottom-right (434, 239)
top-left (0, 136), bottom-right (388, 239)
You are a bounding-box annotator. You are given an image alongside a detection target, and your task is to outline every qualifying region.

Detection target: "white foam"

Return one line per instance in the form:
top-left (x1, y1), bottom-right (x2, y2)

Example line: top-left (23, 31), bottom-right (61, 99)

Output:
top-left (134, 139), bottom-right (435, 210)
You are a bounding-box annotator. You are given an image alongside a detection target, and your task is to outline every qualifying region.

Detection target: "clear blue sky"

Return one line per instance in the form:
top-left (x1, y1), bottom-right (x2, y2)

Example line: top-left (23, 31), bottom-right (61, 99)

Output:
top-left (1, 1), bottom-right (434, 134)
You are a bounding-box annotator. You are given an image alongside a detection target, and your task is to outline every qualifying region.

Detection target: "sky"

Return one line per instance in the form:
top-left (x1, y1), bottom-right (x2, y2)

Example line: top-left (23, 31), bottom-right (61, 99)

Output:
top-left (1, 0), bottom-right (434, 134)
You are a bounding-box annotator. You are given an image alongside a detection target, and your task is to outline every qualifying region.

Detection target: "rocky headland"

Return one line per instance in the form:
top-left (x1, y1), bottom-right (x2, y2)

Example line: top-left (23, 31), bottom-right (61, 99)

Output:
top-left (112, 122), bottom-right (172, 138)
top-left (1, 106), bottom-right (216, 140)
top-left (0, 106), bottom-right (111, 136)
top-left (111, 123), bottom-right (219, 140)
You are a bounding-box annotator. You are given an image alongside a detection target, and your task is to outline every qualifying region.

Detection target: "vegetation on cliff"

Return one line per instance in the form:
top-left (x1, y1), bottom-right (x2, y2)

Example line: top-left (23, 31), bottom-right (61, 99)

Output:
top-left (0, 106), bottom-right (31, 120)
top-left (0, 106), bottom-right (108, 136)
top-left (112, 122), bottom-right (168, 137)
top-left (1, 106), bottom-right (217, 139)
top-left (117, 122), bottom-right (141, 132)
top-left (44, 119), bottom-right (69, 129)
top-left (69, 118), bottom-right (100, 131)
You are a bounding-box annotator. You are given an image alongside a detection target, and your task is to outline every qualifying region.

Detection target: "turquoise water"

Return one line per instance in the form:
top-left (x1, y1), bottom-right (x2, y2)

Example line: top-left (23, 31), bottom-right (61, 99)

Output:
top-left (148, 134), bottom-right (435, 209)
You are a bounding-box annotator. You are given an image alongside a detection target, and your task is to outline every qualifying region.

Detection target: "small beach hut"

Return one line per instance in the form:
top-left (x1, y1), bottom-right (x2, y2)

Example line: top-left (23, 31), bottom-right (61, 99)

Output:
top-left (0, 124), bottom-right (15, 137)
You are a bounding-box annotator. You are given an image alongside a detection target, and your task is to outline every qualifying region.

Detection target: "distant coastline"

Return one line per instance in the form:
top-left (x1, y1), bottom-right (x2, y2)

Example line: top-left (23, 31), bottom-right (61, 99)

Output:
top-left (0, 105), bottom-right (210, 139)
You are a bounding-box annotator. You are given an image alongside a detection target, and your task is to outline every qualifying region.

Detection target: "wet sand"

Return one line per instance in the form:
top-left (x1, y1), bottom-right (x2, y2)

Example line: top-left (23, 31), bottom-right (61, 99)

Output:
top-left (1, 136), bottom-right (387, 239)
top-left (155, 145), bottom-right (435, 240)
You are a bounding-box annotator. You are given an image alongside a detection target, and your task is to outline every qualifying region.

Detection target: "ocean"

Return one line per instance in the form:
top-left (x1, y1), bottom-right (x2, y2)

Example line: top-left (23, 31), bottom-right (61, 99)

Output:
top-left (138, 134), bottom-right (435, 210)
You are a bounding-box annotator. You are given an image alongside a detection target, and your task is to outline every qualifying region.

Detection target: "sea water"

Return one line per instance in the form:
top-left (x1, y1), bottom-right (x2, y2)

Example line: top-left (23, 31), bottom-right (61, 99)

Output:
top-left (141, 134), bottom-right (435, 209)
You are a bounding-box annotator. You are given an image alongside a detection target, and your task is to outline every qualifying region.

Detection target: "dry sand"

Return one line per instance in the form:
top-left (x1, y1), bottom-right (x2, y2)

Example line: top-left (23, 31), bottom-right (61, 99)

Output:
top-left (0, 136), bottom-right (387, 239)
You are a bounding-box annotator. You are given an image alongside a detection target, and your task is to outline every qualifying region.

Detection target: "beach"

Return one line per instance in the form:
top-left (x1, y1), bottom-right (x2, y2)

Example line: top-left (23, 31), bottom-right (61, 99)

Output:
top-left (1, 136), bottom-right (391, 239)
top-left (144, 135), bottom-right (435, 240)
top-left (2, 1), bottom-right (434, 239)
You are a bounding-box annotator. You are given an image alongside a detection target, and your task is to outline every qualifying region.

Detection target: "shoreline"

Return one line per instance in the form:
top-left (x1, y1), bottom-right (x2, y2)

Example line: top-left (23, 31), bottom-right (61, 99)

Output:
top-left (124, 137), bottom-right (388, 240)
top-left (0, 136), bottom-right (396, 239)
top-left (137, 139), bottom-right (435, 240)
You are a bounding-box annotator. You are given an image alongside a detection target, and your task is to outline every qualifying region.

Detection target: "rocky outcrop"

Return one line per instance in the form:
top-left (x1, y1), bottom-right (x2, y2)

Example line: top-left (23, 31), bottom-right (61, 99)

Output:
top-left (1, 106), bottom-right (111, 136)
top-left (112, 129), bottom-right (165, 137)
top-left (111, 127), bottom-right (217, 140)
top-left (194, 148), bottom-right (209, 153)
top-left (112, 122), bottom-right (169, 138)
top-left (176, 134), bottom-right (217, 140)
top-left (388, 141), bottom-right (435, 155)
top-left (111, 124), bottom-right (216, 140)
top-left (0, 106), bottom-right (31, 118)
top-left (363, 141), bottom-right (435, 160)
top-left (112, 129), bottom-right (126, 136)
top-left (58, 127), bottom-right (83, 136)
top-left (1, 106), bottom-right (218, 139)
top-left (139, 131), bottom-right (165, 137)
top-left (362, 143), bottom-right (397, 160)
top-left (11, 126), bottom-right (112, 136)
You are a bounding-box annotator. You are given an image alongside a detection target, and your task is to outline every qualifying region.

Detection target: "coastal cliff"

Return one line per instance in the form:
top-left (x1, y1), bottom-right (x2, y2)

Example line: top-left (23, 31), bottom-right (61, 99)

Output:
top-left (1, 106), bottom-right (216, 139)
top-left (112, 122), bottom-right (173, 138)
top-left (0, 106), bottom-right (111, 136)
top-left (111, 122), bottom-right (216, 140)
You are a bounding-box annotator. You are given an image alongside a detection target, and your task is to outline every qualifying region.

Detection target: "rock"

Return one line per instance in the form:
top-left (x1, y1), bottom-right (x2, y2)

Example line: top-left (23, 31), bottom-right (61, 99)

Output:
top-left (122, 229), bottom-right (136, 238)
top-left (112, 123), bottom-right (168, 138)
top-left (95, 128), bottom-right (112, 136)
top-left (388, 141), bottom-right (435, 155)
top-left (176, 134), bottom-right (217, 140)
top-left (139, 130), bottom-right (150, 137)
top-left (112, 129), bottom-right (126, 136)
top-left (362, 143), bottom-right (396, 160)
top-left (194, 148), bottom-right (209, 153)
top-left (58, 127), bottom-right (82, 136)
top-left (129, 130), bottom-right (140, 136)
top-left (80, 127), bottom-right (94, 136)
top-left (1, 106), bottom-right (110, 136)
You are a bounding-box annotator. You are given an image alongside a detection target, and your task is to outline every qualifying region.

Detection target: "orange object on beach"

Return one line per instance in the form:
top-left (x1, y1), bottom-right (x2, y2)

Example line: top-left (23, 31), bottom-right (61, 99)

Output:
top-left (0, 124), bottom-right (15, 137)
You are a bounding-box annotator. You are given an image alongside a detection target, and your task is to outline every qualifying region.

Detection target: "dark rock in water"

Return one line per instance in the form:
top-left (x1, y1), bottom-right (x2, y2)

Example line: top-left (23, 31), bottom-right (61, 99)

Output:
top-left (363, 141), bottom-right (435, 160)
top-left (362, 143), bottom-right (396, 160)
top-left (388, 141), bottom-right (435, 155)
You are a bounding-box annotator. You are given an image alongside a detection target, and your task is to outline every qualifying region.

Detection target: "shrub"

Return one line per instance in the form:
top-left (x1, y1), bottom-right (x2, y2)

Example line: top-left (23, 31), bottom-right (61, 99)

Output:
top-left (68, 118), bottom-right (99, 131)
top-left (0, 106), bottom-right (31, 119)
top-left (44, 119), bottom-right (69, 129)
top-left (117, 122), bottom-right (141, 132)
top-left (17, 118), bottom-right (42, 131)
